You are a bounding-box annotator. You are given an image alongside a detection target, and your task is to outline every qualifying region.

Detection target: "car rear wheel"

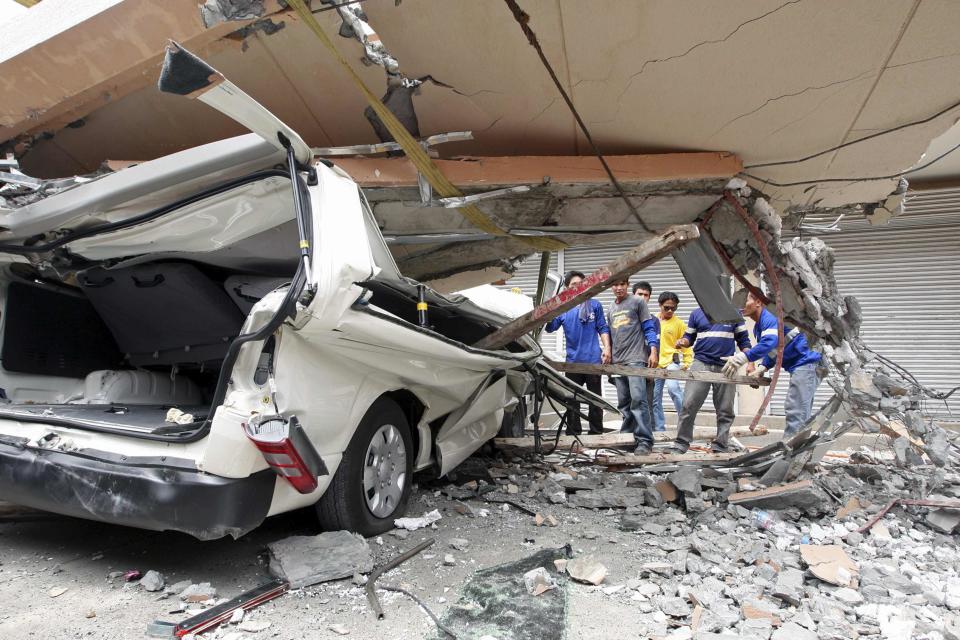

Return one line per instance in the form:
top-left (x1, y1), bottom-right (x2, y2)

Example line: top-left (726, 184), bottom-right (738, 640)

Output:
top-left (316, 397), bottom-right (413, 536)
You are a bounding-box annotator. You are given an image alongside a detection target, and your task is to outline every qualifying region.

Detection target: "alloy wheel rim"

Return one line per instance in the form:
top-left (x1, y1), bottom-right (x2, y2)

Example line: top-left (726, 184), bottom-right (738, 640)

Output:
top-left (363, 423), bottom-right (407, 518)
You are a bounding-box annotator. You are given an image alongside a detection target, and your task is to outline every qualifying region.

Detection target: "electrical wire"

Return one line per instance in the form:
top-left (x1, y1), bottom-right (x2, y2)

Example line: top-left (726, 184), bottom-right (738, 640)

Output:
top-left (740, 140), bottom-right (960, 188)
top-left (501, 0), bottom-right (654, 233)
top-left (745, 98), bottom-right (960, 169)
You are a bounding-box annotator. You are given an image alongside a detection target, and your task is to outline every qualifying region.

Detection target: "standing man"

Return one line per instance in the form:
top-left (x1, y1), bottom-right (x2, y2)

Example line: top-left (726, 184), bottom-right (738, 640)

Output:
top-left (725, 291), bottom-right (824, 438)
top-left (651, 291), bottom-right (693, 431)
top-left (668, 308), bottom-right (751, 453)
top-left (545, 271), bottom-right (611, 435)
top-left (633, 281), bottom-right (658, 430)
top-left (608, 278), bottom-right (659, 454)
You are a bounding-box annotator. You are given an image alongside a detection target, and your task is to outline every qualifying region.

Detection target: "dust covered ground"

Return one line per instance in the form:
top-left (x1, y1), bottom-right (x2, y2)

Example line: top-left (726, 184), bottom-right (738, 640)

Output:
top-left (2, 424), bottom-right (960, 640)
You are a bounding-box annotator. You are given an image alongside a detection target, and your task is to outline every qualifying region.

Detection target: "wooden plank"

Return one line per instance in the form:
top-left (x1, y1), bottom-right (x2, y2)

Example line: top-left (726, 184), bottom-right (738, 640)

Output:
top-left (473, 225), bottom-right (699, 350)
top-left (547, 360), bottom-right (768, 386)
top-left (598, 451), bottom-right (741, 467)
top-left (494, 425), bottom-right (769, 452)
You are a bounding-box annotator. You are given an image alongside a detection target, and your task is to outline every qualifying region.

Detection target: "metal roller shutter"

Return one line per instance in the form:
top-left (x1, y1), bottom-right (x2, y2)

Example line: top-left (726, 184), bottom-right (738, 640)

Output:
top-left (500, 186), bottom-right (960, 419)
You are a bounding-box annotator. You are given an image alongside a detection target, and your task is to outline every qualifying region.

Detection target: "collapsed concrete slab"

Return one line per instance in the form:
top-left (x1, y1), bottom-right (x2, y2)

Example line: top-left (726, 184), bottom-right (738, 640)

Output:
top-left (267, 531), bottom-right (373, 589)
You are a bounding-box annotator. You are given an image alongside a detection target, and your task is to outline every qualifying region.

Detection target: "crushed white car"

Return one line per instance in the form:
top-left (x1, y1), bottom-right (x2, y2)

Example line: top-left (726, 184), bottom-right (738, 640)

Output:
top-left (0, 45), bottom-right (608, 540)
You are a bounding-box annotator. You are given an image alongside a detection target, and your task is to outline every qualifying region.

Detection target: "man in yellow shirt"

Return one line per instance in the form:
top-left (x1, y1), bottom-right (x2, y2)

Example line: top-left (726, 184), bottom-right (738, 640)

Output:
top-left (652, 291), bottom-right (693, 432)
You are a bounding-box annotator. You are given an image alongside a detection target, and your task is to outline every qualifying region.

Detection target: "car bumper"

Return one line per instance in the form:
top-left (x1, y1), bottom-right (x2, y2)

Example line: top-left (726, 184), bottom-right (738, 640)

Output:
top-left (0, 437), bottom-right (275, 540)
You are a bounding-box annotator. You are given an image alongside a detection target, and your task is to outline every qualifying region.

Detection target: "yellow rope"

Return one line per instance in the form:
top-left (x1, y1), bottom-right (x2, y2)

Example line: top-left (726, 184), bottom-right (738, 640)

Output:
top-left (285, 0), bottom-right (565, 251)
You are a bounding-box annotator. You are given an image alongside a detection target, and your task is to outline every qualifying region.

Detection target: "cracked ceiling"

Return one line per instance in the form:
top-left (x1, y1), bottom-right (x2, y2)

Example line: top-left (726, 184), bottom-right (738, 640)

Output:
top-left (2, 0), bottom-right (960, 283)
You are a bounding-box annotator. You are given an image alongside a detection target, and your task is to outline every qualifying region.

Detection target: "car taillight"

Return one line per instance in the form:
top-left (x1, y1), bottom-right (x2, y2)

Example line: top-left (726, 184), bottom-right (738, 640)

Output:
top-left (243, 415), bottom-right (328, 494)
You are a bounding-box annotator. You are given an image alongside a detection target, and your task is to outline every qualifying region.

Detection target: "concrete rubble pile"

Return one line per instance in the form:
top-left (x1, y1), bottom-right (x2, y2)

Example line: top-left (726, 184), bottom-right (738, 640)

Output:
top-left (466, 450), bottom-right (960, 640)
top-left (710, 181), bottom-right (956, 465)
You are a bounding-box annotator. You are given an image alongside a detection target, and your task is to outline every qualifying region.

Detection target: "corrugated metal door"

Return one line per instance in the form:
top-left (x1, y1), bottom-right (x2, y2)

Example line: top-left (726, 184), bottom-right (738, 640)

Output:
top-left (501, 187), bottom-right (960, 418)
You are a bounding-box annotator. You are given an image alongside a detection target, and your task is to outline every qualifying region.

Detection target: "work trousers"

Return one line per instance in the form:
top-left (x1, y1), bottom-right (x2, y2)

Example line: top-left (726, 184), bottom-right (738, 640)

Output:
top-left (784, 362), bottom-right (823, 437)
top-left (564, 372), bottom-right (604, 435)
top-left (675, 360), bottom-right (736, 449)
top-left (653, 362), bottom-right (685, 431)
top-left (611, 361), bottom-right (654, 448)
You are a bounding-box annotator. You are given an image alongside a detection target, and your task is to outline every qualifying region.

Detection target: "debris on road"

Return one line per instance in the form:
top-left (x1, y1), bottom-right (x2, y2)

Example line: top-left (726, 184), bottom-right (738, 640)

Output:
top-left (523, 567), bottom-right (556, 595)
top-left (267, 531), bottom-right (373, 589)
top-left (566, 555), bottom-right (607, 585)
top-left (138, 569), bottom-right (165, 592)
top-left (393, 509), bottom-right (442, 531)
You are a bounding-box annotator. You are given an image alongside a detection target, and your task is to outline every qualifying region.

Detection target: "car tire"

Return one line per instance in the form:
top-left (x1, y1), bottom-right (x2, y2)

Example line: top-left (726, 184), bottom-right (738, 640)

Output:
top-left (497, 396), bottom-right (528, 438)
top-left (316, 397), bottom-right (413, 536)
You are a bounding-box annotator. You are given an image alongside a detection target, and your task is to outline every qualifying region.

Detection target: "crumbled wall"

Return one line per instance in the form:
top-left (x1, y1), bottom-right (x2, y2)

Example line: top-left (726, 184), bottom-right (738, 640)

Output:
top-left (714, 185), bottom-right (951, 463)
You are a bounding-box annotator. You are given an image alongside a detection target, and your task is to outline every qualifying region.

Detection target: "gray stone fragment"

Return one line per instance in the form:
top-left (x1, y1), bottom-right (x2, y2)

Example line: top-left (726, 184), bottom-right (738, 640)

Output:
top-left (924, 426), bottom-right (951, 467)
top-left (773, 568), bottom-right (804, 607)
top-left (659, 596), bottom-right (692, 617)
top-left (926, 508), bottom-right (960, 534)
top-left (167, 579), bottom-right (192, 594)
top-left (832, 587), bottom-right (863, 605)
top-left (892, 438), bottom-right (924, 468)
top-left (844, 531), bottom-right (863, 546)
top-left (642, 522), bottom-right (668, 536)
top-left (738, 618), bottom-right (773, 639)
top-left (138, 570), bottom-right (165, 592)
top-left (569, 486), bottom-right (646, 509)
top-left (179, 582), bottom-right (217, 602)
top-left (669, 468), bottom-right (703, 495)
top-left (620, 515), bottom-right (643, 531)
top-left (267, 531), bottom-right (373, 588)
top-left (667, 549), bottom-right (688, 575)
top-left (772, 622), bottom-right (817, 640)
top-left (644, 485), bottom-right (665, 508)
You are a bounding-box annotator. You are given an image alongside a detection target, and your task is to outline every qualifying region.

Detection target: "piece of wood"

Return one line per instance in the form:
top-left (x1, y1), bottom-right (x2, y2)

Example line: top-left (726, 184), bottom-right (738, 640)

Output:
top-left (547, 360), bottom-right (769, 386)
top-left (597, 451), bottom-right (741, 467)
top-left (472, 225), bottom-right (699, 350)
top-left (494, 425), bottom-right (769, 452)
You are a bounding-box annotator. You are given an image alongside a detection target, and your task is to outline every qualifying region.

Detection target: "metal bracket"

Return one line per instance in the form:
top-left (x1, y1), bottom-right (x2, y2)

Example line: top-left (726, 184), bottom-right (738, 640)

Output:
top-left (0, 155), bottom-right (90, 193)
top-left (434, 185), bottom-right (532, 208)
top-left (311, 131), bottom-right (474, 157)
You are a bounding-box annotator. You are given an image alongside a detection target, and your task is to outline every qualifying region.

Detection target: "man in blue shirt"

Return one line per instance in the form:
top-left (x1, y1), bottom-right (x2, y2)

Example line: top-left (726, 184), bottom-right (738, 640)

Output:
top-left (668, 308), bottom-right (752, 453)
top-left (545, 271), bottom-right (611, 435)
top-left (724, 291), bottom-right (824, 438)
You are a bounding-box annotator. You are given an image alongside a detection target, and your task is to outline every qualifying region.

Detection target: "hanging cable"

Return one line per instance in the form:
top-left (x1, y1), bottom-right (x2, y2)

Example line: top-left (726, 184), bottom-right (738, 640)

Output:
top-left (501, 0), bottom-right (654, 233)
top-left (740, 140), bottom-right (960, 188)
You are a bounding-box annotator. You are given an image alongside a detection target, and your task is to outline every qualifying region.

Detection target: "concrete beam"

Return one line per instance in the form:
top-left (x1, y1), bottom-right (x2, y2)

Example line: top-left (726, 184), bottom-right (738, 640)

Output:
top-left (335, 152), bottom-right (742, 188)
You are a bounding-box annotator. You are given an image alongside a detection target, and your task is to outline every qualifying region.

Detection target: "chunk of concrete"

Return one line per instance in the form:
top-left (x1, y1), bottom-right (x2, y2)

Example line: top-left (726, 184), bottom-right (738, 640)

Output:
top-left (773, 568), bottom-right (804, 607)
top-left (799, 544), bottom-right (858, 588)
top-left (669, 468), bottom-right (703, 495)
top-left (523, 567), bottom-right (556, 596)
top-left (567, 556), bottom-right (607, 585)
top-left (727, 480), bottom-right (828, 516)
top-left (772, 622), bottom-right (817, 640)
top-left (267, 531), bottom-right (373, 588)
top-left (138, 570), bottom-right (165, 592)
top-left (926, 508), bottom-right (960, 534)
top-left (568, 486), bottom-right (646, 509)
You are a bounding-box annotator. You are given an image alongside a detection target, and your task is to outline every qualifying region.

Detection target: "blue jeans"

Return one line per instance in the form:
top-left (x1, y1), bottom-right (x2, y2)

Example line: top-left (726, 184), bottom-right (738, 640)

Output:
top-left (784, 362), bottom-right (823, 437)
top-left (612, 362), bottom-right (653, 448)
top-left (653, 363), bottom-right (685, 431)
